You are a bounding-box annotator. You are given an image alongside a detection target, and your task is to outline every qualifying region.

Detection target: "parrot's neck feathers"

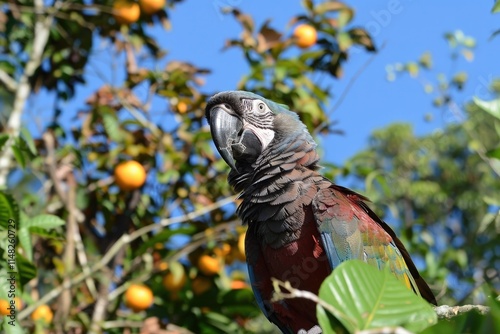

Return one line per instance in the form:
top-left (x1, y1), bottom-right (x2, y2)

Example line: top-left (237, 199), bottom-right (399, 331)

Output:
top-left (229, 127), bottom-right (330, 247)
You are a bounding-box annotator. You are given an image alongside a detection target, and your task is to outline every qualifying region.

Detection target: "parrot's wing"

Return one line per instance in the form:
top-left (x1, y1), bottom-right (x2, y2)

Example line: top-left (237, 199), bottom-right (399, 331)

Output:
top-left (312, 185), bottom-right (436, 305)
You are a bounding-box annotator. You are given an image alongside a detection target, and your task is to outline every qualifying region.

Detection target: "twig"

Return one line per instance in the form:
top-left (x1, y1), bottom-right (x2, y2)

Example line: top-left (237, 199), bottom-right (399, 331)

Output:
top-left (271, 278), bottom-right (357, 330)
top-left (434, 304), bottom-right (490, 319)
top-left (0, 69), bottom-right (17, 92)
top-left (117, 94), bottom-right (163, 138)
top-left (17, 195), bottom-right (237, 320)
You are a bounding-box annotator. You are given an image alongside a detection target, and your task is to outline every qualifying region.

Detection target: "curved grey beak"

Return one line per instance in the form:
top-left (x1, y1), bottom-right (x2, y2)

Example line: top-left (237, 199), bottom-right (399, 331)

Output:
top-left (208, 106), bottom-right (243, 171)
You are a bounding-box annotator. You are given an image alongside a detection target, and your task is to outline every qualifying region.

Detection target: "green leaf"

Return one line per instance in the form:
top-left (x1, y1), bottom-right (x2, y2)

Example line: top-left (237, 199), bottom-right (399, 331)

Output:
top-left (102, 110), bottom-right (123, 142)
top-left (219, 288), bottom-right (261, 318)
top-left (24, 214), bottom-right (65, 230)
top-left (317, 260), bottom-right (437, 333)
top-left (2, 319), bottom-right (26, 334)
top-left (486, 147), bottom-right (500, 160)
top-left (17, 227), bottom-right (32, 262)
top-left (0, 134), bottom-right (9, 152)
top-left (0, 192), bottom-right (19, 230)
top-left (338, 8), bottom-right (354, 27)
top-left (14, 251), bottom-right (37, 289)
top-left (20, 127), bottom-right (37, 155)
top-left (11, 145), bottom-right (25, 169)
top-left (492, 1), bottom-right (500, 13)
top-left (473, 97), bottom-right (500, 120)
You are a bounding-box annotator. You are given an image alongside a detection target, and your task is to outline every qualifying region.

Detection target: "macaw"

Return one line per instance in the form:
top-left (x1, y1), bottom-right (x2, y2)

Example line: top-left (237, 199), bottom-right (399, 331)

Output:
top-left (205, 91), bottom-right (436, 334)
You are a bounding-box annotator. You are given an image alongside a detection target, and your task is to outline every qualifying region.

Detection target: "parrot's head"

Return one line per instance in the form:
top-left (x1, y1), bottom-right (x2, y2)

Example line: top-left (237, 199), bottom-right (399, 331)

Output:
top-left (206, 90), bottom-right (311, 171)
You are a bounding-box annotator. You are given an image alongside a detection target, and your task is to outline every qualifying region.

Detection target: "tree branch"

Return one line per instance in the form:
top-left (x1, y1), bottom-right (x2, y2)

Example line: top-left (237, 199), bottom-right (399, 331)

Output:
top-left (0, 69), bottom-right (17, 92)
top-left (17, 195), bottom-right (237, 321)
top-left (0, 0), bottom-right (58, 186)
top-left (434, 304), bottom-right (490, 319)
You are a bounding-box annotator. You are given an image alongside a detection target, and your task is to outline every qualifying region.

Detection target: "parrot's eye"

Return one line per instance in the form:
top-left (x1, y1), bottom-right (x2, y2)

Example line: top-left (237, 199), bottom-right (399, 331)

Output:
top-left (257, 103), bottom-right (266, 112)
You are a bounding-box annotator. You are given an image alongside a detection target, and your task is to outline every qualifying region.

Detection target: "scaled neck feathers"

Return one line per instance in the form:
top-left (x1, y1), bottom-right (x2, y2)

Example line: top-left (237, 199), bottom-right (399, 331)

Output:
top-left (228, 118), bottom-right (330, 247)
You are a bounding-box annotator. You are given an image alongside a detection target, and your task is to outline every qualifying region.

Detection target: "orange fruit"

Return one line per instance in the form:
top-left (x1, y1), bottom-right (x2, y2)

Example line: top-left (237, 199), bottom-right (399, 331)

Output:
top-left (230, 280), bottom-right (248, 290)
top-left (31, 304), bottom-right (53, 324)
top-left (124, 284), bottom-right (153, 312)
top-left (197, 254), bottom-right (222, 276)
top-left (191, 277), bottom-right (212, 295)
top-left (139, 0), bottom-right (166, 15)
top-left (176, 101), bottom-right (188, 114)
top-left (293, 24), bottom-right (318, 49)
top-left (162, 269), bottom-right (187, 292)
top-left (113, 0), bottom-right (141, 25)
top-left (114, 160), bottom-right (146, 191)
top-left (213, 243), bottom-right (231, 257)
top-left (0, 297), bottom-right (22, 316)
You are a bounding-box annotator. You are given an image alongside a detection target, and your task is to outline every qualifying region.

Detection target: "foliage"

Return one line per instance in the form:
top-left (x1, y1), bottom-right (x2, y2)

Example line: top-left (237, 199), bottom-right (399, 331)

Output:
top-left (317, 261), bottom-right (437, 333)
top-left (0, 0), bottom-right (376, 332)
top-left (0, 0), bottom-right (498, 333)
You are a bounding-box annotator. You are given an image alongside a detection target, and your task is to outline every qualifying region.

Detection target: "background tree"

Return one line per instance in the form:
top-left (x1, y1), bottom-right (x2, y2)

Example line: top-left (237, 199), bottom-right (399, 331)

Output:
top-left (0, 0), bottom-right (498, 333)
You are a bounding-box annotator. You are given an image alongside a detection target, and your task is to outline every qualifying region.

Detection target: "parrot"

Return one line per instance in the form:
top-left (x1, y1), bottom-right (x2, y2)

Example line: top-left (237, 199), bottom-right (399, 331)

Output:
top-left (205, 90), bottom-right (436, 334)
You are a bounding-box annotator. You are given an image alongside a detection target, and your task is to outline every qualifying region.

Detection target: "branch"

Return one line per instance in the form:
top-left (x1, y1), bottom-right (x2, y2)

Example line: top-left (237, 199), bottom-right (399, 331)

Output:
top-left (0, 69), bottom-right (17, 92)
top-left (271, 279), bottom-right (492, 332)
top-left (435, 304), bottom-right (490, 319)
top-left (17, 195), bottom-right (237, 321)
top-left (271, 278), bottom-right (357, 330)
top-left (0, 0), bottom-right (58, 186)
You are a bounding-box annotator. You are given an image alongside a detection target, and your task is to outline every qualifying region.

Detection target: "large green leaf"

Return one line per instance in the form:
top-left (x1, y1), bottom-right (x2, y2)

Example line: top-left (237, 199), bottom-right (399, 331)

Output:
top-left (24, 214), bottom-right (65, 230)
top-left (0, 193), bottom-right (19, 230)
top-left (317, 260), bottom-right (437, 333)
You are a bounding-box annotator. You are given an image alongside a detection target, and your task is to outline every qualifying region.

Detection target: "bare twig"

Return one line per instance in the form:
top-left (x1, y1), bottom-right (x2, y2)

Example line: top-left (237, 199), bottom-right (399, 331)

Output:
top-left (0, 69), bottom-right (17, 92)
top-left (434, 304), bottom-right (490, 319)
top-left (18, 195), bottom-right (237, 321)
top-left (117, 94), bottom-right (163, 138)
top-left (271, 278), bottom-right (357, 330)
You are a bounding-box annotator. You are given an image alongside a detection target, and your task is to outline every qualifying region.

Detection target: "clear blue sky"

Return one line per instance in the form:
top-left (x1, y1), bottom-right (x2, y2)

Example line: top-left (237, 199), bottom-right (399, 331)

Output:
top-left (153, 0), bottom-right (500, 164)
top-left (37, 1), bottom-right (500, 167)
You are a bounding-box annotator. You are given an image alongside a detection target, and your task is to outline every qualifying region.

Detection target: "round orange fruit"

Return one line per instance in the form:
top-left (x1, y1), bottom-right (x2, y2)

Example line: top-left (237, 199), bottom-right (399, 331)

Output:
top-left (213, 243), bottom-right (231, 257)
top-left (139, 0), bottom-right (166, 15)
top-left (31, 304), bottom-right (53, 324)
top-left (197, 254), bottom-right (222, 276)
top-left (293, 24), bottom-right (318, 49)
top-left (124, 284), bottom-right (153, 312)
top-left (114, 160), bottom-right (146, 191)
top-left (113, 0), bottom-right (141, 25)
top-left (162, 270), bottom-right (187, 292)
top-left (0, 297), bottom-right (22, 316)
top-left (176, 101), bottom-right (188, 114)
top-left (230, 280), bottom-right (248, 290)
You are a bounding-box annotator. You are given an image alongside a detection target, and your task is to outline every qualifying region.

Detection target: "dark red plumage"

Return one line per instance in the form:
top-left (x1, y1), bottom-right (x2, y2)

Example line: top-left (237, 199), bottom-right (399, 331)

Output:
top-left (246, 206), bottom-right (330, 333)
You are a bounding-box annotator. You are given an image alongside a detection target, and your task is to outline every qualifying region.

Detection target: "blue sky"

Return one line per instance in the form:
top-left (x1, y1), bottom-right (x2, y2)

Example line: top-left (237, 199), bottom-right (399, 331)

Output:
top-left (31, 1), bottom-right (500, 167)
top-left (153, 0), bottom-right (500, 164)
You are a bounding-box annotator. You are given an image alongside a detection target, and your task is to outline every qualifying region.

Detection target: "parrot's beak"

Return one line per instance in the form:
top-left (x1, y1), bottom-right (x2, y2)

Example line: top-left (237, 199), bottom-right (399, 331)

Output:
top-left (209, 105), bottom-right (243, 171)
